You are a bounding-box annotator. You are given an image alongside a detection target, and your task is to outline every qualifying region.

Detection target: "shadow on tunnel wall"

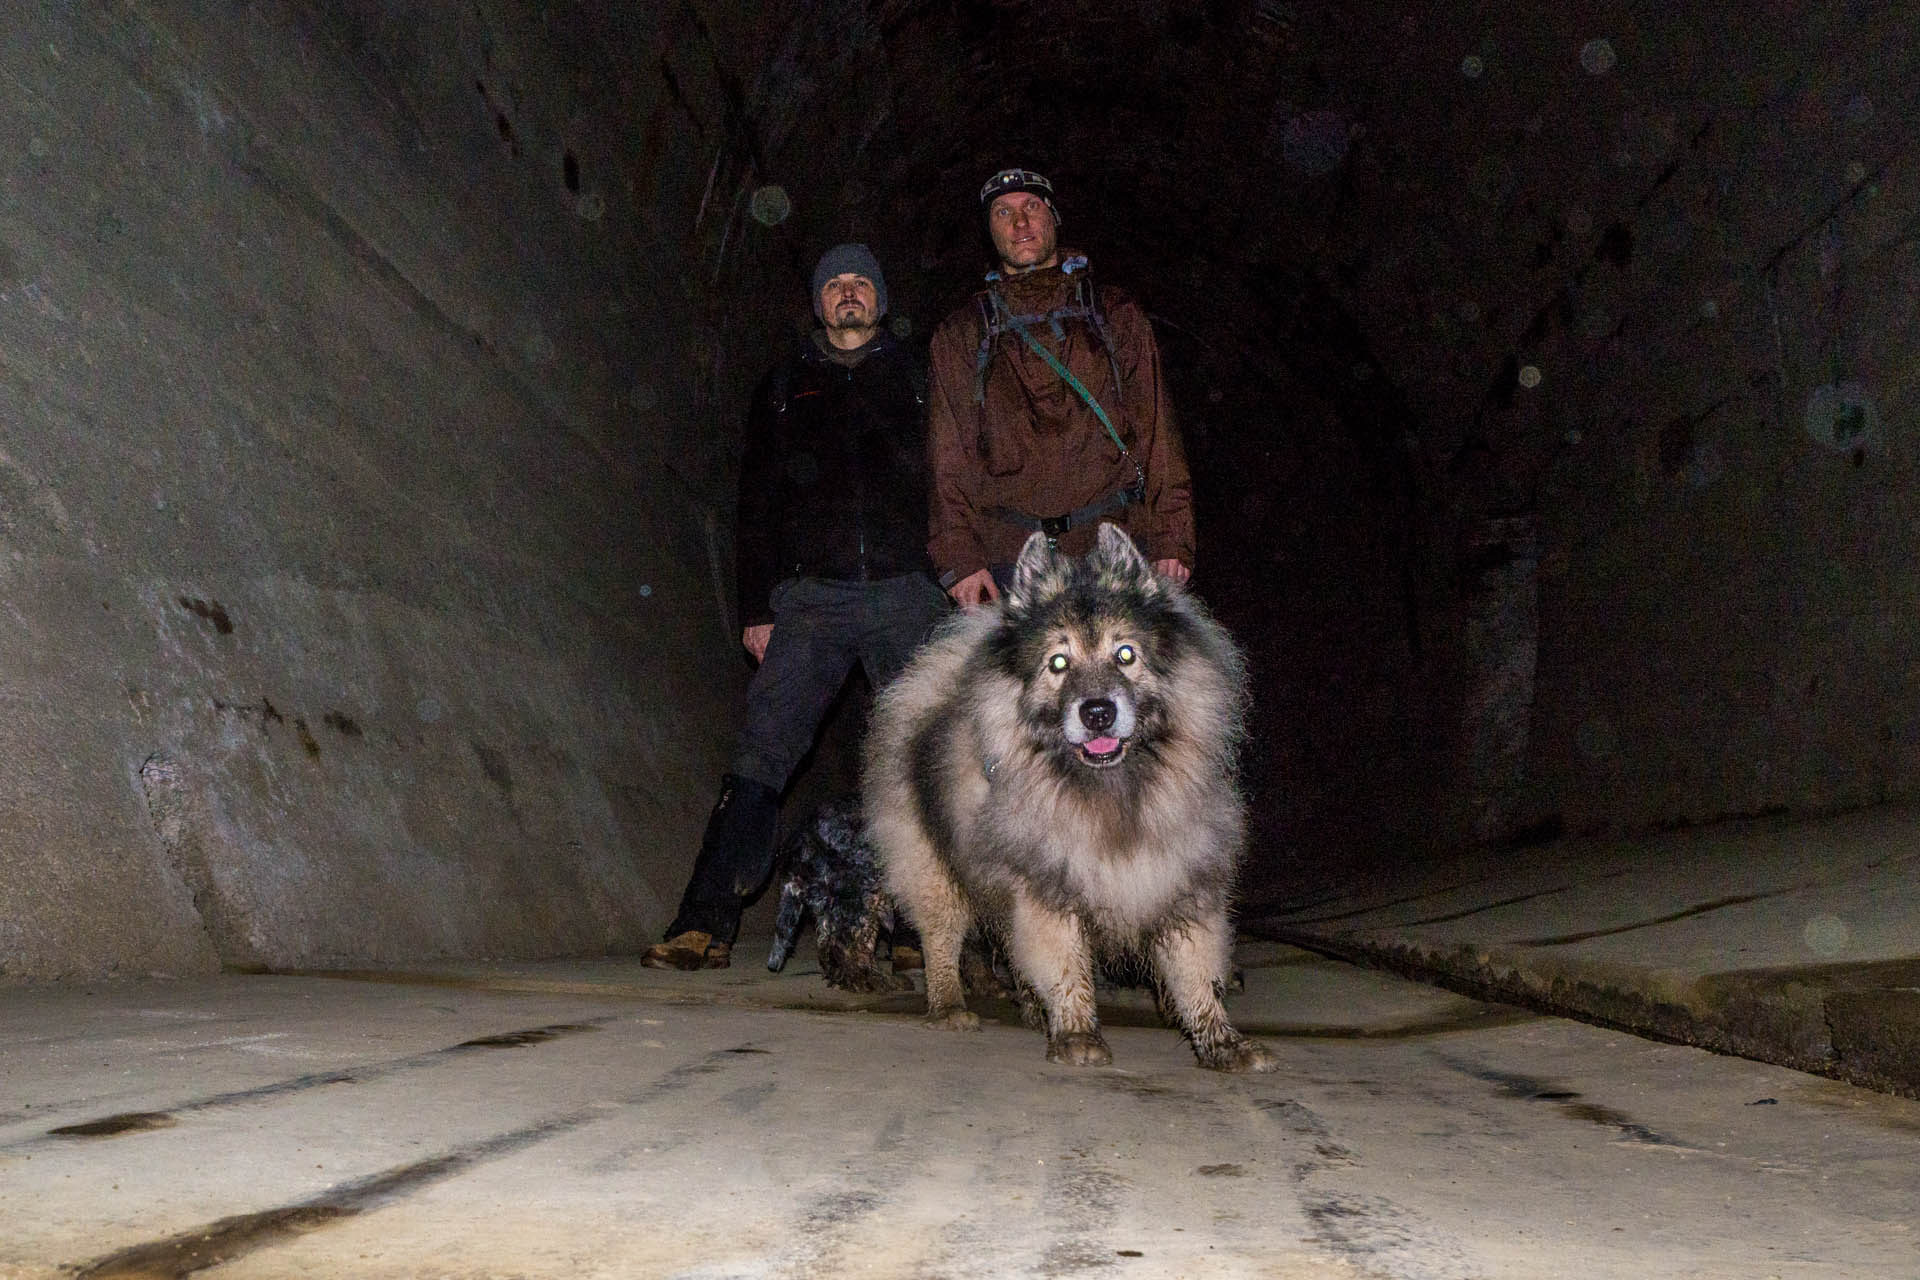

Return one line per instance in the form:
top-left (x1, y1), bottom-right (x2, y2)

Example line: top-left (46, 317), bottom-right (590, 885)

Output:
top-left (1165, 299), bottom-right (1478, 906)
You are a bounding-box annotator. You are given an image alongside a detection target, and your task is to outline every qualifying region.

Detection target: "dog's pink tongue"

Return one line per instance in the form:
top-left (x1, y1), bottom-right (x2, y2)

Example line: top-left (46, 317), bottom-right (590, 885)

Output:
top-left (1085, 736), bottom-right (1121, 755)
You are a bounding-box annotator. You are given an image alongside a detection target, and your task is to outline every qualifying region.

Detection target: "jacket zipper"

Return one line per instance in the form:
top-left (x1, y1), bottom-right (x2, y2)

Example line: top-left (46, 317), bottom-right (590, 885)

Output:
top-left (849, 363), bottom-right (868, 582)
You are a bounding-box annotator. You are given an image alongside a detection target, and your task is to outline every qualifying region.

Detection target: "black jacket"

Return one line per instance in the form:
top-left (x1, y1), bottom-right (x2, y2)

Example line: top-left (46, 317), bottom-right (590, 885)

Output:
top-left (735, 330), bottom-right (933, 627)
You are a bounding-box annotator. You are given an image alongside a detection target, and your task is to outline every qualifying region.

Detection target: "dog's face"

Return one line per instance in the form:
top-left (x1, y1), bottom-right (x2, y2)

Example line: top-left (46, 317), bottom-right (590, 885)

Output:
top-left (1030, 614), bottom-right (1149, 769)
top-left (994, 525), bottom-right (1179, 780)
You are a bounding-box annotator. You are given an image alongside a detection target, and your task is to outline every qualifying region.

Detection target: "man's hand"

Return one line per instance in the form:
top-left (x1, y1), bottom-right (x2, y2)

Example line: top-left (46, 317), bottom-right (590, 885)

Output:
top-left (947, 568), bottom-right (1000, 609)
top-left (1153, 559), bottom-right (1191, 585)
top-left (742, 624), bottom-right (773, 662)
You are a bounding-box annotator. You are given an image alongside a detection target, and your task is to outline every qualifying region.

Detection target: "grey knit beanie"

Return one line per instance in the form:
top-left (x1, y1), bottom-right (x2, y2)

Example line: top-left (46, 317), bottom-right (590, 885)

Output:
top-left (811, 243), bottom-right (887, 321)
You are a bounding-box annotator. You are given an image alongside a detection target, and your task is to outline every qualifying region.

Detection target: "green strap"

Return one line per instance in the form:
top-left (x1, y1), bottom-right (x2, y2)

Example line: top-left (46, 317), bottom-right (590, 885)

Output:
top-left (991, 292), bottom-right (1130, 458)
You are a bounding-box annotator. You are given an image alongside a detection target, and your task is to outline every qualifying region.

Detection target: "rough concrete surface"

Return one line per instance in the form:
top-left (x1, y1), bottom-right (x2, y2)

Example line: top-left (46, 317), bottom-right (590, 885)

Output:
top-left (1, 3), bottom-right (762, 978)
top-left (1, 939), bottom-right (1915, 1278)
top-left (1257, 798), bottom-right (1920, 1099)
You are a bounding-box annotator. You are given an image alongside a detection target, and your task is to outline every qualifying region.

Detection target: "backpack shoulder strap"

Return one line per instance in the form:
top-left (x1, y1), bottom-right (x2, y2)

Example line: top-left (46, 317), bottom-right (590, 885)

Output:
top-left (1071, 267), bottom-right (1129, 426)
top-left (972, 291), bottom-right (1000, 405)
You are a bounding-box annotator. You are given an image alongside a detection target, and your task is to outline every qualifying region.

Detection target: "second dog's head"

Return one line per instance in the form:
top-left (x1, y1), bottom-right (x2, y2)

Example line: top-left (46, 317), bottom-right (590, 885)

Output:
top-left (990, 524), bottom-right (1185, 780)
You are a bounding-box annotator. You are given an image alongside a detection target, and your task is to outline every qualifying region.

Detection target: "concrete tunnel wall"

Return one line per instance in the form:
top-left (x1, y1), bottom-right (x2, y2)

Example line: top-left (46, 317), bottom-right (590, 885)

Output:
top-left (0, 2), bottom-right (837, 979)
top-left (7, 0), bottom-right (1920, 978)
top-left (1151, 1), bottom-right (1920, 886)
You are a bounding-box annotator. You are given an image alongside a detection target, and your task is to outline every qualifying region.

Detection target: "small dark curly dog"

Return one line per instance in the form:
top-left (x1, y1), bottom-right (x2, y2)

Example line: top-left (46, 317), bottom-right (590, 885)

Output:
top-left (766, 799), bottom-right (1242, 1022)
top-left (765, 797), bottom-right (1071, 1005)
top-left (765, 795), bottom-right (916, 993)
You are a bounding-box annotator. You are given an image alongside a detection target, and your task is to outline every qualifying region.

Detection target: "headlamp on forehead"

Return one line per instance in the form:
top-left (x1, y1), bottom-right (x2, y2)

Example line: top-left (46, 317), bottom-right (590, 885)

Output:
top-left (979, 167), bottom-right (1062, 227)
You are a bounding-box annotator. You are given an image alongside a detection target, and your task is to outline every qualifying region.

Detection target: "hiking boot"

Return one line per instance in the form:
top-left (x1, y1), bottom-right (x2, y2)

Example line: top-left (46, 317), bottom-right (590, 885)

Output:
top-left (641, 930), bottom-right (732, 971)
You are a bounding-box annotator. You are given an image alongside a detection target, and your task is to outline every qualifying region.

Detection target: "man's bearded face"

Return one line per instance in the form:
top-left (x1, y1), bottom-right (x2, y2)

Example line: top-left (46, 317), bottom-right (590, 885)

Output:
top-left (821, 274), bottom-right (879, 330)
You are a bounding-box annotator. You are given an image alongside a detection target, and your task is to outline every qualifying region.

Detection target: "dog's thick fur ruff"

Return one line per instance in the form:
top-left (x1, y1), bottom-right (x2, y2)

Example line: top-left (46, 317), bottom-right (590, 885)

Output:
top-left (765, 796), bottom-right (914, 993)
top-left (863, 523), bottom-right (1277, 1071)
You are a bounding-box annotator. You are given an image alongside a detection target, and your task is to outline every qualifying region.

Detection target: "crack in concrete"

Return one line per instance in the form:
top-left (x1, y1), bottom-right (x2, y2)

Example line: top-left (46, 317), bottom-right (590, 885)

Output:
top-left (1512, 891), bottom-right (1782, 947)
top-left (1429, 1054), bottom-right (1691, 1149)
top-left (4, 1019), bottom-right (615, 1154)
top-left (68, 1044), bottom-right (753, 1279)
top-left (1398, 885), bottom-right (1576, 928)
top-left (1258, 867), bottom-right (1635, 928)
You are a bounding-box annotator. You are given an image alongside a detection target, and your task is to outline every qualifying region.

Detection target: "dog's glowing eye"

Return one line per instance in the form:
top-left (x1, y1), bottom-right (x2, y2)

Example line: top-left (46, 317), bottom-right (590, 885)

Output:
top-left (1047, 653), bottom-right (1069, 673)
top-left (1114, 644), bottom-right (1137, 666)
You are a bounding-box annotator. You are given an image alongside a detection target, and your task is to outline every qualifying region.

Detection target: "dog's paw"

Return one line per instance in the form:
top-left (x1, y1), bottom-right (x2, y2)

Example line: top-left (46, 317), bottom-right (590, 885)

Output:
top-left (1198, 1037), bottom-right (1280, 1074)
top-left (1046, 1030), bottom-right (1113, 1067)
top-left (924, 1007), bottom-right (981, 1032)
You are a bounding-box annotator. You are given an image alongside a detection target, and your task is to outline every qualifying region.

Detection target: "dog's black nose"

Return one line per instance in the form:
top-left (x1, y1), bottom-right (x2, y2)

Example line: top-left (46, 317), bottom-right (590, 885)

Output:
top-left (1079, 698), bottom-right (1116, 733)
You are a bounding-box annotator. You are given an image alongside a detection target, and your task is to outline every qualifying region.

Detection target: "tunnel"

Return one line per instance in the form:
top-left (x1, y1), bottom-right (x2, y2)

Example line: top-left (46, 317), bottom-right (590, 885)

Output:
top-left (6, 3), bottom-right (1920, 1273)
top-left (4, 0), bottom-right (1914, 978)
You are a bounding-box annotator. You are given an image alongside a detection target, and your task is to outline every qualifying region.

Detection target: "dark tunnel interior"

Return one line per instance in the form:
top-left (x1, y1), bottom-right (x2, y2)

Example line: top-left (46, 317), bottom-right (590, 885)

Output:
top-left (699, 0), bottom-right (1920, 906)
top-left (3, 0), bottom-right (1917, 976)
top-left (9, 10), bottom-right (1920, 1269)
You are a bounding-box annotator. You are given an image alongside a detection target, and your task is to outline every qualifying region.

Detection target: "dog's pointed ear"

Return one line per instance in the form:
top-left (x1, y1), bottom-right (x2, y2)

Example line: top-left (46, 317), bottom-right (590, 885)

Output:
top-left (1007, 531), bottom-right (1065, 609)
top-left (1089, 522), bottom-right (1158, 595)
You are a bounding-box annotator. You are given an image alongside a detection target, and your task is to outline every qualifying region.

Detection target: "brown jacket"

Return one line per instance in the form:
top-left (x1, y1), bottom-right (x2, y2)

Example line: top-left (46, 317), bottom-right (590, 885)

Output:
top-left (926, 256), bottom-right (1194, 583)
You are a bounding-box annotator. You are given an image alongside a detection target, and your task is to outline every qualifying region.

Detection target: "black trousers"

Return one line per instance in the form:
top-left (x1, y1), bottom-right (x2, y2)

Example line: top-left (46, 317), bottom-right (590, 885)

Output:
top-left (670, 572), bottom-right (951, 942)
top-left (728, 573), bottom-right (952, 793)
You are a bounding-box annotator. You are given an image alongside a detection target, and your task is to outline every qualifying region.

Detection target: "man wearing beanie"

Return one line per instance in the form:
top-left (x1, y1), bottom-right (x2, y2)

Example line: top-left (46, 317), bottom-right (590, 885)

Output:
top-left (644, 244), bottom-right (948, 971)
top-left (926, 168), bottom-right (1193, 606)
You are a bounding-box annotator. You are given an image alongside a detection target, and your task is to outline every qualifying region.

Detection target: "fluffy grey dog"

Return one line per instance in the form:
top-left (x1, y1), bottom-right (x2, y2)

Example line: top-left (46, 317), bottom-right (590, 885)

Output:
top-left (863, 523), bottom-right (1277, 1072)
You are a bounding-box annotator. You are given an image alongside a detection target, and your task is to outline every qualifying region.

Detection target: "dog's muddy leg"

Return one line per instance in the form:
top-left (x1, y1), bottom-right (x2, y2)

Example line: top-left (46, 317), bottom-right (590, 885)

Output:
top-left (1008, 894), bottom-right (1110, 1066)
top-left (1153, 917), bottom-right (1279, 1073)
top-left (916, 872), bottom-right (980, 1031)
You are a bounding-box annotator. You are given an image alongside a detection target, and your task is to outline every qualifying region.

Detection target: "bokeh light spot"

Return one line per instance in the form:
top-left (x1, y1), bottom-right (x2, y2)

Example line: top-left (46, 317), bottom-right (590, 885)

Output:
top-left (1282, 111), bottom-right (1351, 175)
top-left (1802, 913), bottom-right (1851, 956)
top-left (750, 184), bottom-right (792, 227)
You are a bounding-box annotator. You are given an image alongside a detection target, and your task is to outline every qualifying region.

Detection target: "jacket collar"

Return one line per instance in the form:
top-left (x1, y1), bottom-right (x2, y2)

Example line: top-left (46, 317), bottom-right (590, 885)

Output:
top-left (982, 252), bottom-right (1091, 309)
top-left (984, 251), bottom-right (1090, 285)
top-left (803, 325), bottom-right (899, 366)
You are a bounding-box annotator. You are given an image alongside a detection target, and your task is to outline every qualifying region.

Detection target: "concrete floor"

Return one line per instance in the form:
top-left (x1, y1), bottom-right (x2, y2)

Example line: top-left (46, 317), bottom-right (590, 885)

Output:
top-left (3, 937), bottom-right (1916, 1279)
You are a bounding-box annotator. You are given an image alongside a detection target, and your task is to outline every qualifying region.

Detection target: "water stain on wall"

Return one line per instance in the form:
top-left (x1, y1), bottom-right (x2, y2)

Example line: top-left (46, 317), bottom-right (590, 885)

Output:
top-left (138, 754), bottom-right (244, 963)
top-left (471, 740), bottom-right (513, 796)
top-left (176, 596), bottom-right (234, 634)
